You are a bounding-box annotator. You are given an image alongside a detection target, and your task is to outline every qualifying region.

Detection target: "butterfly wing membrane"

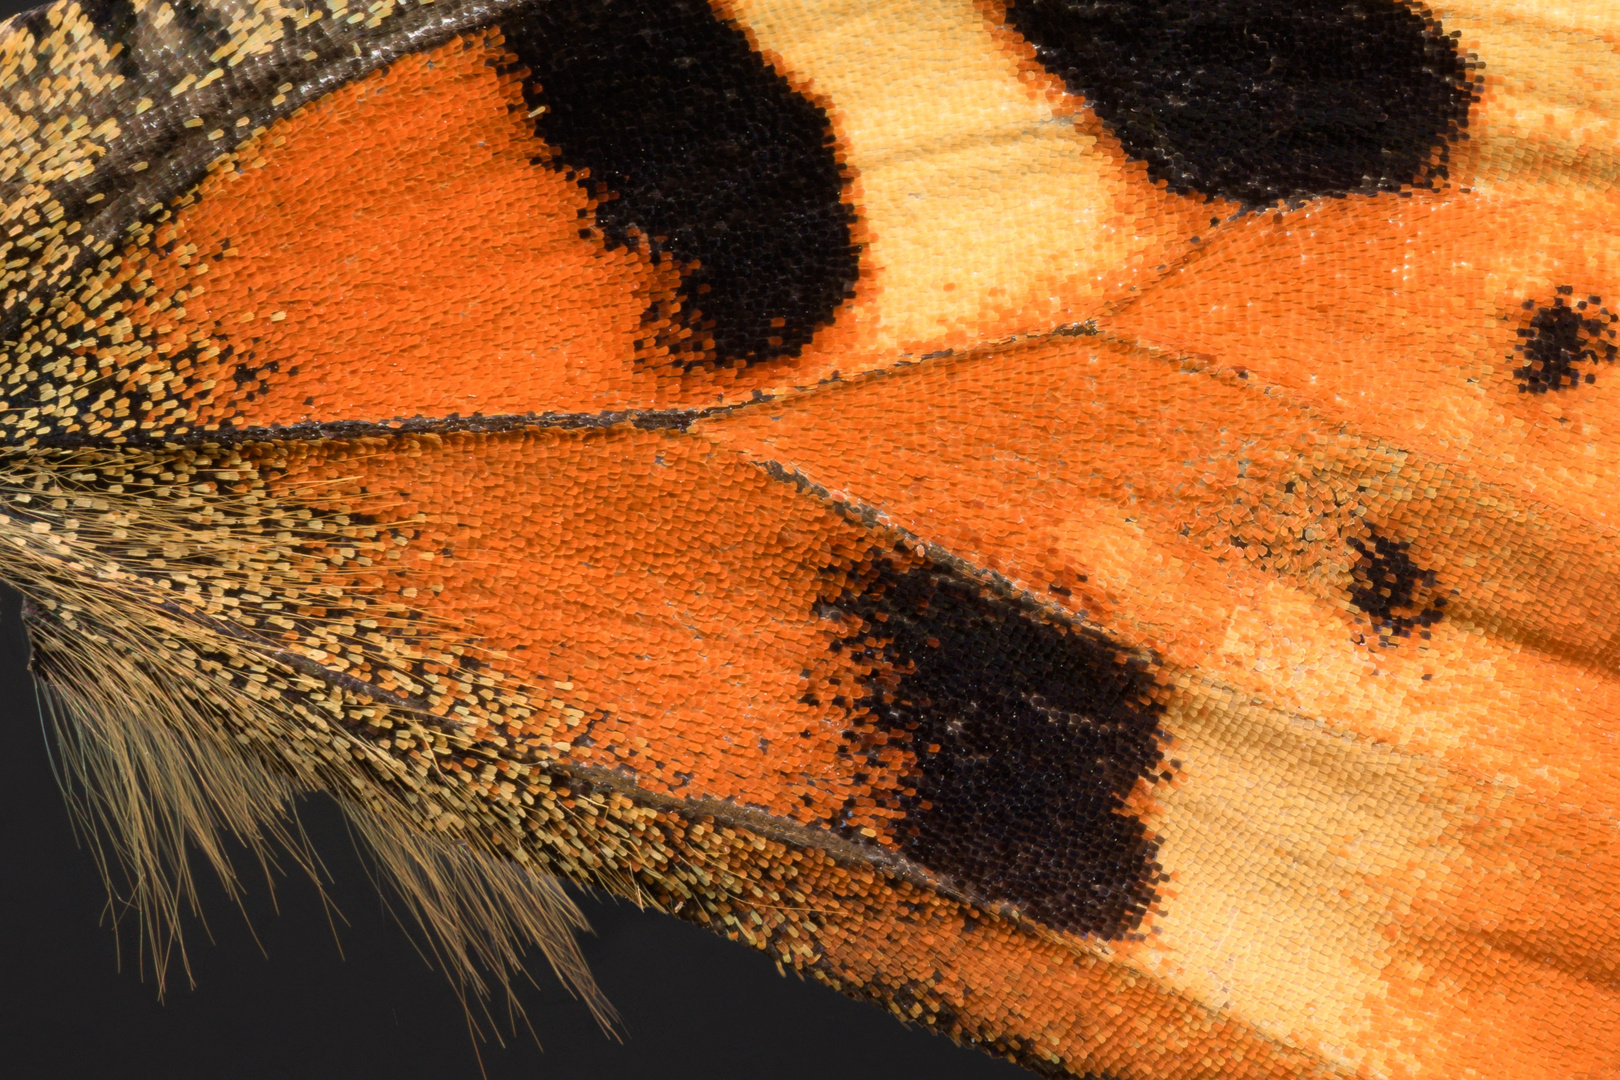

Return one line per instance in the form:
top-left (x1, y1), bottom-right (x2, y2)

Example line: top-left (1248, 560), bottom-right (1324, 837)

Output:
top-left (1, 0), bottom-right (1618, 1078)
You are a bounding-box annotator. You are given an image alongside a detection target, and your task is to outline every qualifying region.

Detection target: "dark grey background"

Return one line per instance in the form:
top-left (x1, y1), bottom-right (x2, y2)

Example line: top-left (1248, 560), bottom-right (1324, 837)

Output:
top-left (0, 1), bottom-right (1029, 1075)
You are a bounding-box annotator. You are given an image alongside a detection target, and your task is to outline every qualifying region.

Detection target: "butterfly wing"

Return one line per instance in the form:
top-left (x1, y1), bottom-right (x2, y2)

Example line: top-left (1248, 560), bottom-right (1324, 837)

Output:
top-left (2, 1), bottom-right (1617, 1077)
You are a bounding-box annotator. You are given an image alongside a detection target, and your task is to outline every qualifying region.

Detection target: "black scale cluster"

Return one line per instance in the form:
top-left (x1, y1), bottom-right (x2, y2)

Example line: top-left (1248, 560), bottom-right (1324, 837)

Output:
top-left (501, 0), bottom-right (859, 367)
top-left (834, 560), bottom-right (1165, 937)
top-left (1512, 289), bottom-right (1620, 393)
top-left (1003, 0), bottom-right (1478, 208)
top-left (1346, 528), bottom-right (1445, 643)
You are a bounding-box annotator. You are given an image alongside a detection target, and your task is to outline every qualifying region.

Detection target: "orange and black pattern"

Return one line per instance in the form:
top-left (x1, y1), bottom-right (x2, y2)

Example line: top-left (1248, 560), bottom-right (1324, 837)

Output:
top-left (0, 0), bottom-right (1616, 1077)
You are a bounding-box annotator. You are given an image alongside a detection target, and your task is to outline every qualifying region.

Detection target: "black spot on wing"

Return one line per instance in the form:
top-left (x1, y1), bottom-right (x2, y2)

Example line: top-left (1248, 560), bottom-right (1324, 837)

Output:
top-left (834, 559), bottom-right (1164, 937)
top-left (501, 0), bottom-right (858, 368)
top-left (1002, 0), bottom-right (1478, 208)
top-left (1512, 290), bottom-right (1620, 393)
top-left (1346, 527), bottom-right (1445, 645)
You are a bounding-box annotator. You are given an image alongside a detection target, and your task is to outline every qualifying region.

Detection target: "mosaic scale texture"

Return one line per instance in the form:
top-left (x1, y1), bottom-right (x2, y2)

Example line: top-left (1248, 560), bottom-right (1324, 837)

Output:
top-left (0, 0), bottom-right (1616, 1076)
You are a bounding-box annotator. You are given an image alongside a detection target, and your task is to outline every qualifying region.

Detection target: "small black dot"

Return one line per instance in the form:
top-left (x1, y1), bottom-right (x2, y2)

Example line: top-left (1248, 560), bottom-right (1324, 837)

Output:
top-left (1511, 292), bottom-right (1620, 393)
top-left (1346, 527), bottom-right (1444, 644)
top-left (1004, 0), bottom-right (1479, 207)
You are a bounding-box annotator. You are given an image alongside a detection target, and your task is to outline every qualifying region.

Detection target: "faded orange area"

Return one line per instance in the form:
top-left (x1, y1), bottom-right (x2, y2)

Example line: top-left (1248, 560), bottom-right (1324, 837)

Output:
top-left (701, 323), bottom-right (1620, 1074)
top-left (1363, 778), bottom-right (1620, 1080)
top-left (729, 0), bottom-right (1234, 361)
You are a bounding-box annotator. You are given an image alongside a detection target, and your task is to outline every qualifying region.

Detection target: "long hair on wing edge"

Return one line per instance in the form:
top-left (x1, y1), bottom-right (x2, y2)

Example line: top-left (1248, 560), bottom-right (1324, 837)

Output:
top-left (25, 599), bottom-right (618, 1042)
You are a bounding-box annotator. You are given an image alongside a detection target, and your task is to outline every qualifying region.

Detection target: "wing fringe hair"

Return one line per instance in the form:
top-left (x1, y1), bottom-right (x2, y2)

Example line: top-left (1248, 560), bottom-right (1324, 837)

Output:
top-left (28, 592), bottom-right (615, 1043)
